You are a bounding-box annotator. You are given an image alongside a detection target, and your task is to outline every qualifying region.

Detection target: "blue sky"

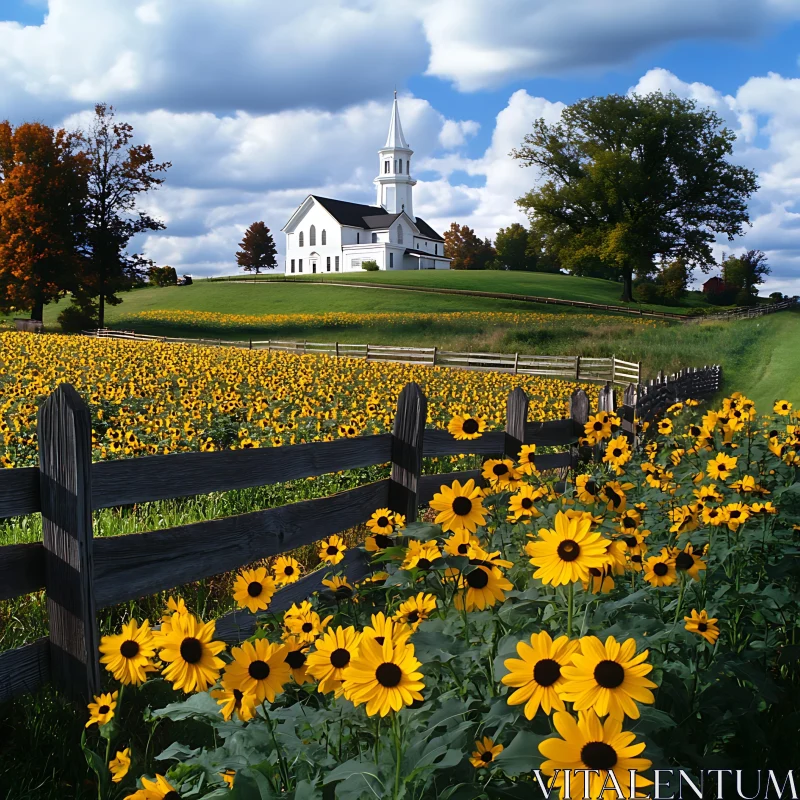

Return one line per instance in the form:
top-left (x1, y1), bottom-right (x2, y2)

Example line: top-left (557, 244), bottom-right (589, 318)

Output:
top-left (1, 0), bottom-right (800, 293)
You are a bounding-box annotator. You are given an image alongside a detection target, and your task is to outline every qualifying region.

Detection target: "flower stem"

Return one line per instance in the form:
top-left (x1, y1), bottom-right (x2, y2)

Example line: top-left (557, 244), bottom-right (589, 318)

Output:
top-left (673, 574), bottom-right (687, 624)
top-left (567, 582), bottom-right (575, 638)
top-left (392, 713), bottom-right (403, 800)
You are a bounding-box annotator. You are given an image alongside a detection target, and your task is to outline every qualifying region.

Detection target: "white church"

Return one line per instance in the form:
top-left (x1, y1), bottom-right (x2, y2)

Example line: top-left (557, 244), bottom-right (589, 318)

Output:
top-left (282, 94), bottom-right (451, 273)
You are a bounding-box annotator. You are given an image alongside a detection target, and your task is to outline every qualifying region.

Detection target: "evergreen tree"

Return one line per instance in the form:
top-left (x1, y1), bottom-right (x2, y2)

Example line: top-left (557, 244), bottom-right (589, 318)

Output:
top-left (236, 221), bottom-right (277, 274)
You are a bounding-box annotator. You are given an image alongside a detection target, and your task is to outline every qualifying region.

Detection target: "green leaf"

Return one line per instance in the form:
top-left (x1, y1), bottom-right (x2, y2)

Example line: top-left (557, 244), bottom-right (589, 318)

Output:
top-left (492, 731), bottom-right (547, 777)
top-left (154, 690), bottom-right (223, 721)
top-left (322, 758), bottom-right (381, 786)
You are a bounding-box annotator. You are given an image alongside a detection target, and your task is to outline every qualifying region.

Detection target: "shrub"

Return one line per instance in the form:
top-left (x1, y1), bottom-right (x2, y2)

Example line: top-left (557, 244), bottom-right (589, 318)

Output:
top-left (633, 280), bottom-right (662, 304)
top-left (57, 300), bottom-right (98, 332)
top-left (769, 291), bottom-right (785, 302)
top-left (148, 265), bottom-right (178, 286)
top-left (361, 260), bottom-right (379, 271)
top-left (735, 288), bottom-right (757, 307)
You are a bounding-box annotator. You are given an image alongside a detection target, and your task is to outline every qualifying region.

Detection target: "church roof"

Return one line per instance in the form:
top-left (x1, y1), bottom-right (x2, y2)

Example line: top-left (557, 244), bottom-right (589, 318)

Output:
top-left (310, 195), bottom-right (444, 241)
top-left (385, 92), bottom-right (409, 149)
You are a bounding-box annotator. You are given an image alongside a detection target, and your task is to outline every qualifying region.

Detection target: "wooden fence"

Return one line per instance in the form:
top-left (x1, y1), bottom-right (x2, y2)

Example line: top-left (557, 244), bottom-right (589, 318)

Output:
top-left (0, 364), bottom-right (721, 703)
top-left (86, 329), bottom-right (641, 386)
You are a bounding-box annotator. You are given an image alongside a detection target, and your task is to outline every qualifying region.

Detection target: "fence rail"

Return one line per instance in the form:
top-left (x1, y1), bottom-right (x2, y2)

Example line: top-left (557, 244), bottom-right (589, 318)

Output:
top-left (86, 329), bottom-right (641, 386)
top-left (0, 362), bottom-right (720, 702)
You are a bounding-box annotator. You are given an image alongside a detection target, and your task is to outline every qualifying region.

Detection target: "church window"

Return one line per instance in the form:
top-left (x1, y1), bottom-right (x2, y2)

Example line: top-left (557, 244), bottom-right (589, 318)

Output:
top-left (372, 232), bottom-right (377, 243)
top-left (397, 224), bottom-right (403, 244)
top-left (298, 231), bottom-right (304, 247)
top-left (290, 259), bottom-right (295, 272)
top-left (390, 252), bottom-right (394, 268)
top-left (398, 160), bottom-right (402, 173)
top-left (309, 225), bottom-right (316, 246)
top-left (435, 243), bottom-right (438, 255)
top-left (335, 256), bottom-right (339, 271)
top-left (406, 159), bottom-right (409, 174)
top-left (384, 160), bottom-right (390, 173)
top-left (326, 256), bottom-right (330, 271)
top-left (321, 229), bottom-right (326, 245)
top-left (357, 232), bottom-right (360, 243)
top-left (299, 259), bottom-right (303, 272)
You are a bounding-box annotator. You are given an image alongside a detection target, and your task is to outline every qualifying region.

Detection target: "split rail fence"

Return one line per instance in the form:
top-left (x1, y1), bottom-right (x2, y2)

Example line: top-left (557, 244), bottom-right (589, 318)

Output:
top-left (0, 363), bottom-right (720, 704)
top-left (86, 329), bottom-right (641, 386)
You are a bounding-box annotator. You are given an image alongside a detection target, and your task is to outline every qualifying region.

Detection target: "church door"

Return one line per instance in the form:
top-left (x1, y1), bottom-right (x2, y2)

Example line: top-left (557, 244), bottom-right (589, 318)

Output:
top-left (311, 260), bottom-right (317, 273)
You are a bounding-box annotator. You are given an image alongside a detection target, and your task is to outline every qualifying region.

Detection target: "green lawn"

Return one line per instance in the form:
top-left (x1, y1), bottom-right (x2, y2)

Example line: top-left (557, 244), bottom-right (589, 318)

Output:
top-left (208, 269), bottom-right (725, 314)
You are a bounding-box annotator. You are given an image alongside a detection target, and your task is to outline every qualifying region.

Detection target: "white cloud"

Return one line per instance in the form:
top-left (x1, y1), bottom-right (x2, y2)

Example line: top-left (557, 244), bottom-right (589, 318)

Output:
top-left (438, 119), bottom-right (480, 149)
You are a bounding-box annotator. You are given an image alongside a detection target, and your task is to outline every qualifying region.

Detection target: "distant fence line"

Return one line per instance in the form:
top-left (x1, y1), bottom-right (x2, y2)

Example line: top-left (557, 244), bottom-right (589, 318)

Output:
top-left (85, 328), bottom-right (641, 386)
top-left (0, 355), bottom-right (722, 703)
top-left (204, 275), bottom-right (798, 323)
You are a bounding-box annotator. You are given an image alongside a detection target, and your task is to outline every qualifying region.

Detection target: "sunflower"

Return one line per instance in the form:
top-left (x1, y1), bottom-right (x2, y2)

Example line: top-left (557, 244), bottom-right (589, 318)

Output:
top-left (454, 564), bottom-right (513, 611)
top-left (401, 539), bottom-right (442, 571)
top-left (574, 475), bottom-right (601, 505)
top-left (365, 531), bottom-right (395, 552)
top-left (501, 631), bottom-right (579, 718)
top-left (322, 575), bottom-right (355, 601)
top-left (99, 618), bottom-right (156, 686)
top-left (157, 612), bottom-right (226, 693)
top-left (583, 413), bottom-right (613, 444)
top-left (393, 593), bottom-right (437, 631)
top-left (232, 566), bottom-right (276, 613)
top-left (362, 612), bottom-right (412, 646)
top-left (161, 596), bottom-right (189, 625)
top-left (367, 508), bottom-right (398, 535)
top-left (560, 635), bottom-right (657, 721)
top-left (701, 505), bottom-right (728, 526)
top-left (525, 512), bottom-right (609, 587)
top-left (109, 748), bottom-right (131, 784)
top-left (725, 502), bottom-right (751, 531)
top-left (429, 479), bottom-right (487, 534)
top-left (707, 452), bottom-right (737, 481)
top-left (448, 414), bottom-right (486, 440)
top-left (342, 635), bottom-right (424, 716)
top-left (599, 481), bottom-right (633, 513)
top-left (223, 639), bottom-right (290, 703)
top-left (684, 609), bottom-right (720, 644)
top-left (470, 737), bottom-right (504, 769)
top-left (643, 551), bottom-right (677, 587)
top-left (583, 565), bottom-right (616, 594)
top-left (319, 534), bottom-right (347, 565)
top-left (517, 443), bottom-right (538, 475)
top-left (539, 710), bottom-right (652, 799)
top-left (774, 400), bottom-right (792, 416)
top-left (750, 501), bottom-right (778, 515)
top-left (656, 418), bottom-right (673, 436)
top-left (221, 770), bottom-right (236, 788)
top-left (602, 436), bottom-right (631, 472)
top-left (211, 684), bottom-right (258, 722)
top-left (443, 529), bottom-right (481, 558)
top-left (273, 556), bottom-right (302, 586)
top-left (285, 610), bottom-right (332, 644)
top-left (671, 543), bottom-right (706, 581)
top-left (306, 626), bottom-right (361, 695)
top-left (282, 634), bottom-right (310, 684)
top-left (481, 458), bottom-right (522, 489)
top-left (127, 774), bottom-right (181, 800)
top-left (86, 691), bottom-right (118, 728)
top-left (508, 484), bottom-right (543, 521)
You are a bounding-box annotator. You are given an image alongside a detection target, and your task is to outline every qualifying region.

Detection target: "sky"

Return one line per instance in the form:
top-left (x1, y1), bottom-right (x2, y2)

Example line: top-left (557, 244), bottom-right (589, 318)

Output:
top-left (1, 0), bottom-right (800, 294)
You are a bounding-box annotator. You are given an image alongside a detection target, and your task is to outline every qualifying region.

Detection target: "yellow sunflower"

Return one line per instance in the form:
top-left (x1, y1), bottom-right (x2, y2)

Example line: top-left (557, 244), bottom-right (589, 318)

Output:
top-left (774, 400), bottom-right (792, 416)
top-left (429, 479), bottom-right (487, 534)
top-left (401, 539), bottom-right (442, 571)
top-left (157, 612), bottom-right (226, 693)
top-left (671, 543), bottom-right (706, 581)
top-left (362, 612), bottom-right (412, 647)
top-left (443, 529), bottom-right (481, 558)
top-left (599, 481), bottom-right (633, 513)
top-left (127, 774), bottom-right (181, 800)
top-left (539, 710), bottom-right (652, 799)
top-left (701, 505), bottom-right (728, 527)
top-left (319, 534), bottom-right (347, 565)
top-left (517, 444), bottom-right (539, 475)
top-left (306, 626), bottom-right (361, 695)
top-left (707, 452), bottom-right (737, 481)
top-left (725, 502), bottom-right (751, 531)
top-left (508, 484), bottom-right (543, 521)
top-left (454, 564), bottom-right (513, 611)
top-left (342, 635), bottom-right (424, 716)
top-left (99, 619), bottom-right (156, 686)
top-left (603, 436), bottom-right (632, 472)
top-left (525, 512), bottom-right (609, 587)
top-left (448, 414), bottom-right (486, 440)
top-left (232, 566), bottom-right (276, 613)
top-left (285, 610), bottom-right (332, 644)
top-left (109, 748), bottom-right (131, 783)
top-left (85, 691), bottom-right (118, 728)
top-left (211, 683), bottom-right (258, 722)
top-left (643, 550), bottom-right (677, 587)
top-left (223, 639), bottom-right (290, 703)
top-left (393, 593), bottom-right (437, 630)
top-left (501, 631), bottom-right (579, 718)
top-left (273, 556), bottom-right (302, 586)
top-left (470, 737), bottom-right (504, 769)
top-left (684, 609), bottom-right (720, 644)
top-left (367, 508), bottom-right (398, 535)
top-left (560, 635), bottom-right (657, 721)
top-left (481, 458), bottom-right (522, 489)
top-left (282, 634), bottom-right (310, 684)
top-left (574, 475), bottom-right (601, 505)
top-left (321, 575), bottom-right (356, 601)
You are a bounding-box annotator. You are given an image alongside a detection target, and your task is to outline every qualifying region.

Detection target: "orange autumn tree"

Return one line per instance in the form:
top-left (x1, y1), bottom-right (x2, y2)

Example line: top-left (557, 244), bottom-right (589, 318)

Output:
top-left (0, 121), bottom-right (89, 321)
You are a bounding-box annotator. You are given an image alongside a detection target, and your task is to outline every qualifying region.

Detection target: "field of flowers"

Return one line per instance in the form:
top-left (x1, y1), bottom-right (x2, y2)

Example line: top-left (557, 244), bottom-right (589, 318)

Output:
top-left (75, 392), bottom-right (800, 798)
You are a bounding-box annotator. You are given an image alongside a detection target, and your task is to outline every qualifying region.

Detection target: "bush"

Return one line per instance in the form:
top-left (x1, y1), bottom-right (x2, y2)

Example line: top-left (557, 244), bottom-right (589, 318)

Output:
top-left (361, 260), bottom-right (379, 271)
top-left (632, 280), bottom-right (662, 304)
top-left (57, 301), bottom-right (98, 333)
top-left (769, 291), bottom-right (784, 302)
top-left (148, 265), bottom-right (178, 286)
top-left (735, 288), bottom-right (757, 307)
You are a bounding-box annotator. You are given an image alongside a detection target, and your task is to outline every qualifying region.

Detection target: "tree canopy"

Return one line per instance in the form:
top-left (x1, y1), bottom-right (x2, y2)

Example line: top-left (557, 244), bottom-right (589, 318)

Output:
top-left (443, 222), bottom-right (495, 270)
top-left (512, 91), bottom-right (759, 301)
top-left (236, 221), bottom-right (277, 274)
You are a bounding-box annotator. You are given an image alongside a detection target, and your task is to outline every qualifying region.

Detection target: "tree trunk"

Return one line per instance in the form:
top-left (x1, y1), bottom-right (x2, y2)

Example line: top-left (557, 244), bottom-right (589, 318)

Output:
top-left (620, 268), bottom-right (633, 302)
top-left (30, 296), bottom-right (44, 322)
top-left (98, 279), bottom-right (105, 329)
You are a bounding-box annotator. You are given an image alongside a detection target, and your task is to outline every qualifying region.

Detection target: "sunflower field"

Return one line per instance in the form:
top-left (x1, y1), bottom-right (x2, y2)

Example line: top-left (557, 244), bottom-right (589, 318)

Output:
top-left (78, 392), bottom-right (800, 799)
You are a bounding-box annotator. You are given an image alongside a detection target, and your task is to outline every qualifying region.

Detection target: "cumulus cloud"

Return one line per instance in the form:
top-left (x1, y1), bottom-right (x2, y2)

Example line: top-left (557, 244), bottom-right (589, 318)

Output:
top-left (438, 119), bottom-right (480, 149)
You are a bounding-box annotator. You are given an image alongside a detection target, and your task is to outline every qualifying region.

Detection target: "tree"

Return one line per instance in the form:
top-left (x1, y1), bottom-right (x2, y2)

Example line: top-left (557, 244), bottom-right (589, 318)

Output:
top-left (657, 256), bottom-right (691, 302)
top-left (444, 222), bottom-right (495, 270)
top-left (512, 92), bottom-right (759, 301)
top-left (0, 121), bottom-right (89, 321)
top-left (236, 221), bottom-right (277, 275)
top-left (494, 223), bottom-right (529, 270)
top-left (722, 249), bottom-right (770, 305)
top-left (76, 104), bottom-right (170, 328)
top-left (525, 228), bottom-right (561, 273)
top-left (148, 265), bottom-right (177, 286)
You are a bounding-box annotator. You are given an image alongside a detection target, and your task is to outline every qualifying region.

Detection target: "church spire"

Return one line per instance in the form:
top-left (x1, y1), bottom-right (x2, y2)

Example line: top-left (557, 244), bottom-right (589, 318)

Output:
top-left (385, 91), bottom-right (409, 149)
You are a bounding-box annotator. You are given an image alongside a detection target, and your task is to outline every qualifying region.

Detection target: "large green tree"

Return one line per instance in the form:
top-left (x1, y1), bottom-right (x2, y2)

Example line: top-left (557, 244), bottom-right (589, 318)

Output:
top-left (494, 223), bottom-right (529, 270)
top-left (443, 222), bottom-right (495, 270)
top-left (512, 92), bottom-right (759, 301)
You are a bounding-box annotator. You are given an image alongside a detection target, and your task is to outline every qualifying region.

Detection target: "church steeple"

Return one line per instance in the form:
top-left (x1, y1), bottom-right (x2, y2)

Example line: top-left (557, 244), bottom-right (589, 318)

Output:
top-left (375, 91), bottom-right (416, 220)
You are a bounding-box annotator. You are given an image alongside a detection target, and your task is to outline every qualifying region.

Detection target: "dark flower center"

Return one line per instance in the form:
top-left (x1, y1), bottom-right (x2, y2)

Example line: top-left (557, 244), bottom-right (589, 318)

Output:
top-left (589, 567), bottom-right (602, 577)
top-left (481, 750), bottom-right (494, 763)
top-left (631, 555), bottom-right (642, 564)
top-left (521, 497), bottom-right (533, 509)
top-left (247, 581), bottom-right (263, 597)
top-left (326, 545), bottom-right (339, 555)
top-left (585, 480), bottom-right (598, 495)
top-left (492, 463), bottom-right (509, 476)
top-left (416, 558), bottom-right (432, 570)
top-left (285, 650), bottom-right (306, 669)
top-left (690, 426), bottom-right (701, 436)
top-left (612, 448), bottom-right (623, 457)
top-left (374, 534), bottom-right (393, 548)
top-left (458, 543), bottom-right (469, 554)
top-left (729, 510), bottom-right (741, 519)
top-left (284, 565), bottom-right (295, 575)
top-left (302, 622), bottom-right (313, 633)
top-left (622, 517), bottom-right (636, 529)
top-left (698, 622), bottom-right (708, 632)
top-left (653, 563), bottom-right (669, 577)
top-left (120, 640), bottom-right (140, 659)
top-left (452, 496), bottom-right (473, 516)
top-left (233, 689), bottom-right (244, 703)
top-left (581, 741), bottom-right (618, 771)
top-left (604, 488), bottom-right (621, 507)
top-left (594, 660), bottom-right (625, 688)
top-left (675, 552), bottom-right (694, 571)
top-left (377, 516), bottom-right (390, 527)
top-left (248, 660), bottom-right (271, 681)
top-left (335, 586), bottom-right (353, 599)
top-left (466, 568), bottom-right (489, 589)
top-left (179, 637), bottom-right (203, 664)
top-left (557, 540), bottom-right (580, 562)
top-left (533, 658), bottom-right (561, 687)
top-left (407, 610), bottom-right (420, 623)
top-left (462, 418), bottom-right (479, 434)
top-left (375, 662), bottom-right (403, 687)
top-left (624, 536), bottom-right (638, 548)
top-left (98, 705), bottom-right (110, 715)
top-left (593, 421), bottom-right (604, 431)
top-left (164, 793), bottom-right (182, 800)
top-left (330, 648), bottom-right (351, 669)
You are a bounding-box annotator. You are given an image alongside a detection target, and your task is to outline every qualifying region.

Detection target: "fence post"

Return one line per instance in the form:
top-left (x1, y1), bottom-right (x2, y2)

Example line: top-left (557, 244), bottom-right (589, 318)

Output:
top-left (432, 346), bottom-right (437, 367)
top-left (335, 342), bottom-right (339, 358)
top-left (249, 339), bottom-right (252, 350)
top-left (267, 340), bottom-right (271, 353)
top-left (622, 383), bottom-right (638, 445)
top-left (504, 387), bottom-right (528, 460)
top-left (303, 340), bottom-right (307, 355)
top-left (569, 388), bottom-right (591, 471)
top-left (637, 362), bottom-right (642, 384)
top-left (513, 353), bottom-right (519, 375)
top-left (37, 383), bottom-right (100, 702)
top-left (389, 383), bottom-right (428, 523)
top-left (611, 355), bottom-right (616, 386)
top-left (366, 344), bottom-right (370, 362)
top-left (575, 355), bottom-right (580, 381)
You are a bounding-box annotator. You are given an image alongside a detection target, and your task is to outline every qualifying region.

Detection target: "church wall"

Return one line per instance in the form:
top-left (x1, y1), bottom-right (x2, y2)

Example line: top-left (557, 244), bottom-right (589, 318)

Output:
top-left (284, 202), bottom-right (344, 273)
